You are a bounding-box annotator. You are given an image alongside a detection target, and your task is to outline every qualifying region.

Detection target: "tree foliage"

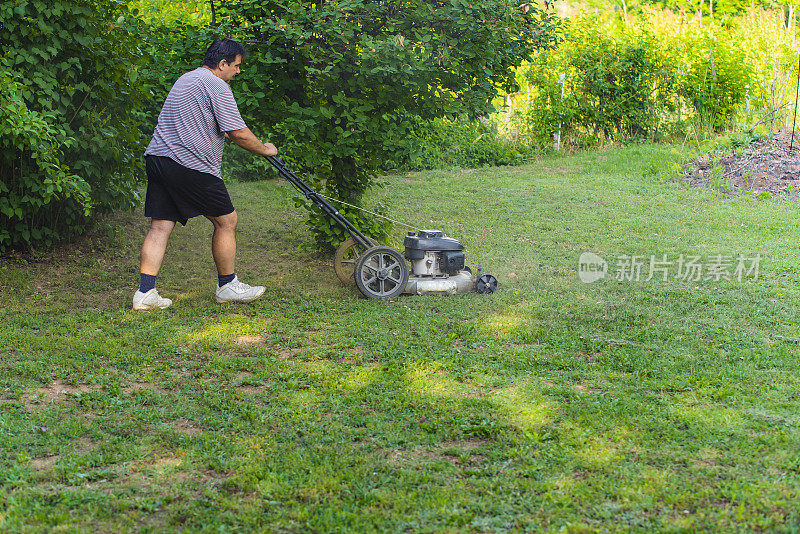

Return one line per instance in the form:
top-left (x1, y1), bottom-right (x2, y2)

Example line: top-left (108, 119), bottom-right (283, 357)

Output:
top-left (129, 0), bottom-right (211, 25)
top-left (211, 0), bottom-right (559, 249)
top-left (0, 0), bottom-right (145, 251)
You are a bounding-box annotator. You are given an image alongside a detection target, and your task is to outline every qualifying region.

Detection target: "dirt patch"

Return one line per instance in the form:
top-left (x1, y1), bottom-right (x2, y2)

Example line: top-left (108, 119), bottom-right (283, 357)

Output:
top-left (236, 384), bottom-right (267, 394)
top-left (235, 335), bottom-right (265, 346)
top-left (683, 129), bottom-right (800, 200)
top-left (78, 411), bottom-right (98, 422)
top-left (35, 380), bottom-right (97, 398)
top-left (278, 348), bottom-right (299, 360)
top-left (233, 372), bottom-right (268, 394)
top-left (153, 454), bottom-right (184, 471)
top-left (118, 451), bottom-right (192, 485)
top-left (196, 468), bottom-right (231, 484)
top-left (28, 437), bottom-right (99, 472)
top-left (22, 380), bottom-right (100, 410)
top-left (303, 329), bottom-right (326, 342)
top-left (76, 437), bottom-right (98, 454)
top-left (172, 368), bottom-right (196, 379)
top-left (386, 447), bottom-right (439, 467)
top-left (387, 438), bottom-right (488, 467)
top-left (173, 419), bottom-right (203, 436)
top-left (30, 455), bottom-right (60, 471)
top-left (0, 387), bottom-right (16, 404)
top-left (573, 383), bottom-right (597, 395)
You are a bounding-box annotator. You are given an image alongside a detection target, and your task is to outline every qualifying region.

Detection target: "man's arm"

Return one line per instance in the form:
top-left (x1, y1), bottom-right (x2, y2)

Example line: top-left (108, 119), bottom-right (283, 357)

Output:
top-left (227, 128), bottom-right (278, 157)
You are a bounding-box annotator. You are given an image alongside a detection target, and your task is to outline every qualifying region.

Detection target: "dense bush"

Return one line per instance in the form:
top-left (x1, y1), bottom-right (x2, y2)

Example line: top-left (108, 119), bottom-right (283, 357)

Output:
top-left (571, 19), bottom-right (667, 138)
top-left (736, 9), bottom-right (797, 128)
top-left (0, 0), bottom-right (145, 251)
top-left (221, 145), bottom-right (273, 183)
top-left (0, 69), bottom-right (90, 247)
top-left (221, 114), bottom-right (533, 183)
top-left (678, 29), bottom-right (751, 131)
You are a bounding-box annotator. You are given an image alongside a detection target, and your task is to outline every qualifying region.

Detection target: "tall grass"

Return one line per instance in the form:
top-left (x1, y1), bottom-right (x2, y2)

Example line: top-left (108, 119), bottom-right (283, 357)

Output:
top-left (733, 8), bottom-right (798, 131)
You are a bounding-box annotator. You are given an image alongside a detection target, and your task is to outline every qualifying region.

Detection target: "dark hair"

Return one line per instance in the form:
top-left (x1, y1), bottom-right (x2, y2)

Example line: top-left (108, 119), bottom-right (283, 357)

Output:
top-left (202, 39), bottom-right (248, 69)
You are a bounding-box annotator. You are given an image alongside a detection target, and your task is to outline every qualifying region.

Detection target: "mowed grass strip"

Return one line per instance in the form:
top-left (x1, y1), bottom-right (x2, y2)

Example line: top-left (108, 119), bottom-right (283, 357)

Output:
top-left (1, 144), bottom-right (799, 532)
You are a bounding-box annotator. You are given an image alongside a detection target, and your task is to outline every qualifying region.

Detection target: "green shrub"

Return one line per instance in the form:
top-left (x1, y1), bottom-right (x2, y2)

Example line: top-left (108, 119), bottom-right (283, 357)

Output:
top-left (135, 22), bottom-right (216, 135)
top-left (383, 116), bottom-right (532, 171)
top-left (524, 49), bottom-right (573, 148)
top-left (677, 30), bottom-right (751, 131)
top-left (0, 70), bottom-right (91, 247)
top-left (526, 16), bottom-right (671, 145)
top-left (0, 0), bottom-right (145, 251)
top-left (520, 10), bottom-right (770, 146)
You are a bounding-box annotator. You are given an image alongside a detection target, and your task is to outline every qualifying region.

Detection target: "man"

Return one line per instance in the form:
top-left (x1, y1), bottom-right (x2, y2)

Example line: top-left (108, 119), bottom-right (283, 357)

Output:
top-left (133, 39), bottom-right (278, 311)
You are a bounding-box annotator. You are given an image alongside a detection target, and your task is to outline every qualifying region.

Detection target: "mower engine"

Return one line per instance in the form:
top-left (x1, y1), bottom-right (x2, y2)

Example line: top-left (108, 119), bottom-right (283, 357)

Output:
top-left (402, 230), bottom-right (496, 296)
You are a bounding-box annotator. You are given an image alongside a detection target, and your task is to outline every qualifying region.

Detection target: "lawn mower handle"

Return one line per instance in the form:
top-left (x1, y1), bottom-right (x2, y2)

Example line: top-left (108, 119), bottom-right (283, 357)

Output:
top-left (265, 156), bottom-right (374, 249)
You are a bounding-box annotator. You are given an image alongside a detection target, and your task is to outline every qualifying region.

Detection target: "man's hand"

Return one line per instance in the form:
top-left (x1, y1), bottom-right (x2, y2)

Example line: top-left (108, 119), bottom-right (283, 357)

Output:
top-left (263, 142), bottom-right (278, 157)
top-left (227, 128), bottom-right (277, 158)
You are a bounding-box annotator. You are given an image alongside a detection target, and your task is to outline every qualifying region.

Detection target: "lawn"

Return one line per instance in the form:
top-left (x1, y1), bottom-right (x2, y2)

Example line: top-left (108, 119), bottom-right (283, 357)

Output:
top-left (1, 144), bottom-right (799, 532)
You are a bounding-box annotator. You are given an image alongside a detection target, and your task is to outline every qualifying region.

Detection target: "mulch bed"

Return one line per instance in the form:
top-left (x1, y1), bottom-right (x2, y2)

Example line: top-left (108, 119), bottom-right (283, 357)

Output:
top-left (682, 129), bottom-right (800, 201)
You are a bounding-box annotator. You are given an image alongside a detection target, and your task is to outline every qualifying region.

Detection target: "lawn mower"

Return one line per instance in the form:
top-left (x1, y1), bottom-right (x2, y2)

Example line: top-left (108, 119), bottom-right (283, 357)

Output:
top-left (266, 156), bottom-right (498, 299)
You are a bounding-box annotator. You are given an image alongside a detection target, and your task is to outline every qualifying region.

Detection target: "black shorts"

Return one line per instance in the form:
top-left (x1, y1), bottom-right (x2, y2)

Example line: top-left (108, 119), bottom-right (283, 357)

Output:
top-left (144, 155), bottom-right (235, 226)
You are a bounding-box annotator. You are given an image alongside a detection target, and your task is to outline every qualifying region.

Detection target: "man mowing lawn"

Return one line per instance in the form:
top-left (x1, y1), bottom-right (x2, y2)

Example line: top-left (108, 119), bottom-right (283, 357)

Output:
top-left (133, 39), bottom-right (278, 311)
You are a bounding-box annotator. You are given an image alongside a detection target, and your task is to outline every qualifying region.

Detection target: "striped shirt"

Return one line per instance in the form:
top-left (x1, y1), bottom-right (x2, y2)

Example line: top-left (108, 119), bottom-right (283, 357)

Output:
top-left (145, 67), bottom-right (247, 178)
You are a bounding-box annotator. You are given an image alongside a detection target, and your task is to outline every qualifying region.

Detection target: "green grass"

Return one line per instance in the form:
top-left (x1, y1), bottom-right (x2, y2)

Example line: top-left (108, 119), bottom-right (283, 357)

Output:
top-left (1, 144), bottom-right (799, 532)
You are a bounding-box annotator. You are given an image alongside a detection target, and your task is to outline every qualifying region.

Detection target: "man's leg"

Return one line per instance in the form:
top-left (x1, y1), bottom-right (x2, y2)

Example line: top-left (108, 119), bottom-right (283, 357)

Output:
top-left (141, 219), bottom-right (176, 275)
top-left (133, 218), bottom-right (175, 310)
top-left (206, 210), bottom-right (265, 303)
top-left (206, 210), bottom-right (238, 276)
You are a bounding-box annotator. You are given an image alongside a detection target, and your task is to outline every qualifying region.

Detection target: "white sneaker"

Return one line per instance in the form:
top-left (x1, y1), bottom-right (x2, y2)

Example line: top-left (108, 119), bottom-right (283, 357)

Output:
top-left (132, 288), bottom-right (172, 310)
top-left (215, 276), bottom-right (265, 303)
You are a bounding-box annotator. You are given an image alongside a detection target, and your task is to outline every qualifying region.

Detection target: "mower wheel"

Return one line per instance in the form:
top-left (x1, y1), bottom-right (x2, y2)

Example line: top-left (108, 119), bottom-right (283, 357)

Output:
top-left (334, 237), bottom-right (378, 285)
top-left (476, 274), bottom-right (498, 294)
top-left (354, 246), bottom-right (409, 299)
